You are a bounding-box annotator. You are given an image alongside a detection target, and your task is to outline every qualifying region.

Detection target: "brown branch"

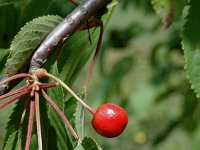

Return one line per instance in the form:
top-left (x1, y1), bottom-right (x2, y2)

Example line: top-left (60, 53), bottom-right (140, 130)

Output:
top-left (29, 0), bottom-right (111, 74)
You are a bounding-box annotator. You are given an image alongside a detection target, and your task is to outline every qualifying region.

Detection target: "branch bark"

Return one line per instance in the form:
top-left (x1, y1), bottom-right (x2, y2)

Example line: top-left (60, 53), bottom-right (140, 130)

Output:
top-left (29, 0), bottom-right (111, 74)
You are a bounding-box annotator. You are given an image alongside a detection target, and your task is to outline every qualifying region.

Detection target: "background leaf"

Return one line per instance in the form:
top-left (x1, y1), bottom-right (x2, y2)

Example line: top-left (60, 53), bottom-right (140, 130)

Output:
top-left (0, 49), bottom-right (9, 73)
top-left (182, 0), bottom-right (200, 97)
top-left (75, 137), bottom-right (102, 150)
top-left (151, 0), bottom-right (187, 28)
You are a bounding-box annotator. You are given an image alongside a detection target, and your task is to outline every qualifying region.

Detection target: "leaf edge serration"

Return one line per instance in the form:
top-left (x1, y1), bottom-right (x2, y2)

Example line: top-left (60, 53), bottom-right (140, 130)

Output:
top-left (4, 15), bottom-right (63, 77)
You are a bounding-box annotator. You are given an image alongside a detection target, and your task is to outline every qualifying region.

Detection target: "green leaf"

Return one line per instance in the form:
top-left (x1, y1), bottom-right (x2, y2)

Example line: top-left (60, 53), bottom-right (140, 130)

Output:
top-left (3, 130), bottom-right (22, 150)
top-left (81, 137), bottom-right (101, 150)
top-left (57, 29), bottom-right (99, 86)
top-left (64, 96), bottom-right (79, 148)
top-left (74, 100), bottom-right (85, 140)
top-left (64, 94), bottom-right (85, 140)
top-left (0, 49), bottom-right (9, 73)
top-left (75, 137), bottom-right (102, 150)
top-left (4, 15), bottom-right (62, 77)
top-left (151, 0), bottom-right (187, 28)
top-left (182, 0), bottom-right (200, 97)
top-left (46, 62), bottom-right (73, 150)
top-left (3, 99), bottom-right (27, 149)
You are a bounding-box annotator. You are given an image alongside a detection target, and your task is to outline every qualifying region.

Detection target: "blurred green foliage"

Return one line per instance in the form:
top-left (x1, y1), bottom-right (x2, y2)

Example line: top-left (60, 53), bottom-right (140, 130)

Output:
top-left (78, 1), bottom-right (200, 150)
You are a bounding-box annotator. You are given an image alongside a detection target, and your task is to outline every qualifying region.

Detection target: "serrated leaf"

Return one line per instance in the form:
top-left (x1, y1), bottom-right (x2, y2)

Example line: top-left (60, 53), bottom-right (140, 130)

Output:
top-left (4, 15), bottom-right (62, 77)
top-left (4, 98), bottom-right (27, 150)
top-left (74, 101), bottom-right (85, 140)
top-left (64, 97), bottom-right (79, 148)
top-left (182, 0), bottom-right (200, 97)
top-left (46, 62), bottom-right (72, 150)
top-left (64, 94), bottom-right (85, 140)
top-left (0, 15), bottom-right (63, 94)
top-left (151, 0), bottom-right (187, 28)
top-left (3, 130), bottom-right (22, 150)
top-left (3, 131), bottom-right (17, 150)
top-left (75, 137), bottom-right (102, 150)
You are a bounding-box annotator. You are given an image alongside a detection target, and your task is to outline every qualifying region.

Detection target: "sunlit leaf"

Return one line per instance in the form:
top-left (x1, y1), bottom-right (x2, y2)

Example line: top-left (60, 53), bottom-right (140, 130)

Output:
top-left (4, 15), bottom-right (62, 77)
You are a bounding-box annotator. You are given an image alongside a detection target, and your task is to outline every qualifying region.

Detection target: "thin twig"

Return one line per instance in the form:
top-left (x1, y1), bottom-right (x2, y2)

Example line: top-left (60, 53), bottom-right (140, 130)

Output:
top-left (67, 0), bottom-right (79, 6)
top-left (0, 84), bottom-right (30, 100)
top-left (43, 72), bottom-right (95, 115)
top-left (25, 99), bottom-right (35, 150)
top-left (0, 73), bottom-right (33, 86)
top-left (0, 89), bottom-right (31, 110)
top-left (84, 19), bottom-right (103, 91)
top-left (35, 92), bottom-right (43, 150)
top-left (41, 89), bottom-right (80, 142)
top-left (19, 97), bottom-right (29, 127)
top-left (38, 82), bottom-right (59, 89)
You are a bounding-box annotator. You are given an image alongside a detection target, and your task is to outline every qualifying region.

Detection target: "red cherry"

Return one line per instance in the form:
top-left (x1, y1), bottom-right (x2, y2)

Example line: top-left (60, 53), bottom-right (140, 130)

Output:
top-left (92, 103), bottom-right (128, 138)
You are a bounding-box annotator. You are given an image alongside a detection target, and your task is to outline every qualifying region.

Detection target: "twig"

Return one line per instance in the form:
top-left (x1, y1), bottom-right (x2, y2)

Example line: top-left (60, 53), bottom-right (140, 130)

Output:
top-left (25, 99), bottom-right (35, 150)
top-left (0, 89), bottom-right (31, 109)
top-left (41, 89), bottom-right (80, 142)
top-left (35, 92), bottom-right (43, 150)
top-left (0, 84), bottom-right (29, 100)
top-left (41, 71), bottom-right (95, 115)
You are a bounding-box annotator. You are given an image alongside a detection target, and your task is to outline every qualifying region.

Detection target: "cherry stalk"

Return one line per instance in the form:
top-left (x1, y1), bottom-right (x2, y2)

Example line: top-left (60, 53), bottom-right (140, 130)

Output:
top-left (0, 74), bottom-right (80, 149)
top-left (35, 69), bottom-right (128, 138)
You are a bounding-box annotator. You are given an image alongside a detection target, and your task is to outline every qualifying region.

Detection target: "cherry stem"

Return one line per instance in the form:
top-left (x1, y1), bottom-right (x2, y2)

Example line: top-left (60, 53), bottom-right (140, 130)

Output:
top-left (0, 73), bottom-right (33, 85)
top-left (0, 89), bottom-right (31, 110)
top-left (20, 97), bottom-right (29, 127)
top-left (35, 92), bottom-right (43, 150)
top-left (43, 71), bottom-right (95, 115)
top-left (41, 89), bottom-right (81, 143)
top-left (0, 84), bottom-right (30, 100)
top-left (84, 21), bottom-right (103, 93)
top-left (38, 82), bottom-right (59, 89)
top-left (25, 99), bottom-right (35, 150)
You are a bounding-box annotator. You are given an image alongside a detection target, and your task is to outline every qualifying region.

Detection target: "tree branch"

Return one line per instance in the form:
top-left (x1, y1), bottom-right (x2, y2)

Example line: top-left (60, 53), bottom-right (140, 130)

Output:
top-left (29, 0), bottom-right (111, 74)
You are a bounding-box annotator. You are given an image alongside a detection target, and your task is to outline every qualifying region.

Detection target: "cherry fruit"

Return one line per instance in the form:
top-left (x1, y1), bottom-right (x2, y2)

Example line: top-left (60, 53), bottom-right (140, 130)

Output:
top-left (92, 103), bottom-right (128, 138)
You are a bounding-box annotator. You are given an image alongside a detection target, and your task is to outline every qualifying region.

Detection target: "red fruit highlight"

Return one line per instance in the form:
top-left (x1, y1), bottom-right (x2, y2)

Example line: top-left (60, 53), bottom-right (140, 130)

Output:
top-left (92, 103), bottom-right (128, 138)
